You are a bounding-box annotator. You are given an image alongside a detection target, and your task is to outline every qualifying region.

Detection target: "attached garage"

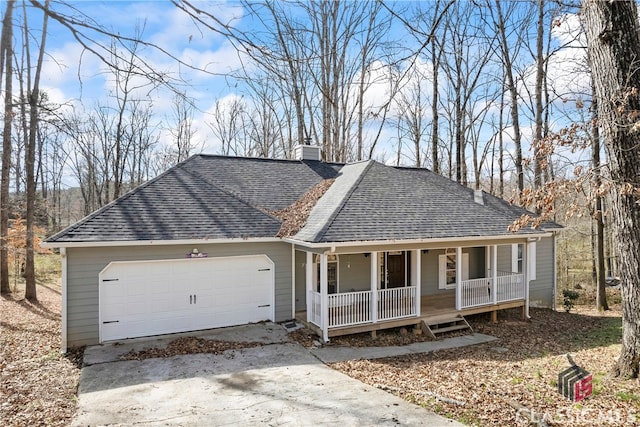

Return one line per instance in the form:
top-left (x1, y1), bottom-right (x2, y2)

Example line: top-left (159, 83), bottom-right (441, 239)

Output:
top-left (98, 255), bottom-right (275, 342)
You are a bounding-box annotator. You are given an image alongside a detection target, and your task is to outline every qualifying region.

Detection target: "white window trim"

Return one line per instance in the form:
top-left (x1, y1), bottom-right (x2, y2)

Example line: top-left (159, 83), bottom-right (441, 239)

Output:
top-left (313, 254), bottom-right (339, 293)
top-left (439, 251), bottom-right (469, 290)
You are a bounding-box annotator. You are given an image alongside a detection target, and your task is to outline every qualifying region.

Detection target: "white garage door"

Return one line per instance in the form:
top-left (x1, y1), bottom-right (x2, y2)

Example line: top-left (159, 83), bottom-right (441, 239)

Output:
top-left (99, 255), bottom-right (274, 342)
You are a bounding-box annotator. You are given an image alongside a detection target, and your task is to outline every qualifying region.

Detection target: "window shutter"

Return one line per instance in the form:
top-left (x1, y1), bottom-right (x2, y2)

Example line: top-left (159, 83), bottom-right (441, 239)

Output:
top-left (511, 244), bottom-right (519, 273)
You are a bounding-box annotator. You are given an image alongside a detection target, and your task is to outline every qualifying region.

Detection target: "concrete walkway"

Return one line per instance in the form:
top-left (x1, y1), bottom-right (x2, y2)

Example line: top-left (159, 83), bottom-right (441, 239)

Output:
top-left (311, 333), bottom-right (497, 363)
top-left (73, 323), bottom-right (495, 426)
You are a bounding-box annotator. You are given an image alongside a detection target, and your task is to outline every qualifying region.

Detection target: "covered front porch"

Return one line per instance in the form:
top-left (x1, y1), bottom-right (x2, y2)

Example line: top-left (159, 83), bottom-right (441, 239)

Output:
top-left (295, 242), bottom-right (536, 341)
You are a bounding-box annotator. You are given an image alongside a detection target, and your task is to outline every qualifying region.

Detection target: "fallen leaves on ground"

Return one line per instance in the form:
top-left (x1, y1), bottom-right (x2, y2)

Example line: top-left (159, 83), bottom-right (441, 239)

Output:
top-left (331, 306), bottom-right (639, 427)
top-left (1, 283), bottom-right (82, 427)
top-left (119, 336), bottom-right (264, 361)
top-left (289, 323), bottom-right (470, 348)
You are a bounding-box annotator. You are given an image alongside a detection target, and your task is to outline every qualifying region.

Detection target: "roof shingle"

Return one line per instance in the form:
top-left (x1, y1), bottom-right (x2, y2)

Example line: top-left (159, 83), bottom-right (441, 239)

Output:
top-left (46, 154), bottom-right (557, 244)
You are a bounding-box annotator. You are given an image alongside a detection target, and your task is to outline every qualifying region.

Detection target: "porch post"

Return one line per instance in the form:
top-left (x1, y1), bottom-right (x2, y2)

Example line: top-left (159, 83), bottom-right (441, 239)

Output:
top-left (523, 242), bottom-right (530, 319)
top-left (485, 246), bottom-right (491, 276)
top-left (492, 245), bottom-right (498, 305)
top-left (320, 253), bottom-right (329, 342)
top-left (370, 251), bottom-right (378, 323)
top-left (305, 251), bottom-right (313, 323)
top-left (455, 246), bottom-right (462, 310)
top-left (411, 250), bottom-right (421, 316)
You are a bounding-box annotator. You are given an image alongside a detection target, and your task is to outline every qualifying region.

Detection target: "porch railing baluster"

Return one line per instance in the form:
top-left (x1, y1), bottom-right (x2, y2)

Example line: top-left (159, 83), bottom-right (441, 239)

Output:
top-left (459, 273), bottom-right (525, 309)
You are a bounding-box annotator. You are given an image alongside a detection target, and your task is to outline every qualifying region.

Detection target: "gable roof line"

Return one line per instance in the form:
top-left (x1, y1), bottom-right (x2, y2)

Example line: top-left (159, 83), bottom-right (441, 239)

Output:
top-left (45, 155), bottom-right (203, 242)
top-left (295, 160), bottom-right (374, 242)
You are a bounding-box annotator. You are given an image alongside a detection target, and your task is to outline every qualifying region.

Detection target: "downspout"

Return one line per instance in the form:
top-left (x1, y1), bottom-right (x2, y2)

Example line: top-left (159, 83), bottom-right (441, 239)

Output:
top-left (553, 232), bottom-right (558, 311)
top-left (524, 242), bottom-right (531, 319)
top-left (60, 247), bottom-right (67, 353)
top-left (291, 245), bottom-right (295, 320)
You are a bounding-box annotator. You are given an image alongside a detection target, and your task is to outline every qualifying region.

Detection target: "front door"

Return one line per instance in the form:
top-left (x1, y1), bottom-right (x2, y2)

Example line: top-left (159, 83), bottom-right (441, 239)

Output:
top-left (387, 252), bottom-right (406, 288)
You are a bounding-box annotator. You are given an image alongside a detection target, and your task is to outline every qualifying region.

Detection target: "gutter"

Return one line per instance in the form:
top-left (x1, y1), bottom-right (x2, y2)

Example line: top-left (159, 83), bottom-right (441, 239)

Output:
top-left (40, 237), bottom-right (282, 249)
top-left (284, 232), bottom-right (555, 250)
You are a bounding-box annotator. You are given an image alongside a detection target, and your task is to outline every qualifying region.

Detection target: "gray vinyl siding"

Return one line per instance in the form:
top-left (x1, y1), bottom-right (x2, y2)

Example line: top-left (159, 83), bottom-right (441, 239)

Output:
top-left (497, 244), bottom-right (513, 273)
top-left (338, 253), bottom-right (371, 292)
top-left (66, 241), bottom-right (293, 347)
top-left (529, 235), bottom-right (556, 308)
top-left (294, 250), bottom-right (306, 311)
top-left (420, 247), bottom-right (485, 295)
top-left (420, 249), bottom-right (442, 295)
top-left (468, 247), bottom-right (486, 278)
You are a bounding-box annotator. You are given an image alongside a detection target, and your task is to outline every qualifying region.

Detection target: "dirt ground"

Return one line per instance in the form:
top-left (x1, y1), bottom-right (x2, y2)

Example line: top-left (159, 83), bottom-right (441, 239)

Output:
top-left (1, 282), bottom-right (82, 427)
top-left (2, 280), bottom-right (637, 427)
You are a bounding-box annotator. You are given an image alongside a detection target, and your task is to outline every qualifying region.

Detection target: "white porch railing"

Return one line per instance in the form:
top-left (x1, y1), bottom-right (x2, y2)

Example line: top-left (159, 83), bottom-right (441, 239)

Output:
top-left (309, 286), bottom-right (417, 329)
top-left (460, 278), bottom-right (491, 308)
top-left (459, 273), bottom-right (525, 309)
top-left (496, 273), bottom-right (525, 302)
top-left (378, 286), bottom-right (417, 321)
top-left (309, 290), bottom-right (322, 326)
top-left (328, 290), bottom-right (372, 327)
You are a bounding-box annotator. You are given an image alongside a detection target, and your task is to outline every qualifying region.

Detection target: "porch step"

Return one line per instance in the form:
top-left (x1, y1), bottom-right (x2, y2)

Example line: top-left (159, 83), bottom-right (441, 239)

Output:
top-left (420, 315), bottom-right (472, 339)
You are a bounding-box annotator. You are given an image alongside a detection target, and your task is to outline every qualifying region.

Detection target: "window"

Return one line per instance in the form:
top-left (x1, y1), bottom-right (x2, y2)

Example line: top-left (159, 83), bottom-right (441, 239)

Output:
top-left (314, 254), bottom-right (338, 294)
top-left (512, 244), bottom-right (523, 273)
top-left (438, 249), bottom-right (469, 289)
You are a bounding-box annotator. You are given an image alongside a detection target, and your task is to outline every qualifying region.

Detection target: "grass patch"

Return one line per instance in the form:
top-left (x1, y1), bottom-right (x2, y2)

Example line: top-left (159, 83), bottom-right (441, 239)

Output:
top-left (9, 253), bottom-right (61, 292)
top-left (616, 391), bottom-right (640, 402)
top-left (570, 316), bottom-right (621, 348)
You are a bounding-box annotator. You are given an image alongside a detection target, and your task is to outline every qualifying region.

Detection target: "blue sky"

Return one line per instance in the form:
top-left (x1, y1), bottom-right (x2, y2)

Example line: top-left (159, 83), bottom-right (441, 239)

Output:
top-left (40, 1), bottom-right (245, 151)
top-left (33, 0), bottom-right (590, 182)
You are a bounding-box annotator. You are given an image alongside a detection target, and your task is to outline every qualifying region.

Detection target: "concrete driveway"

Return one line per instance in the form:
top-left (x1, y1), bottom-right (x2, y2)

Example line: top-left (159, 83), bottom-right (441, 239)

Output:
top-left (73, 323), bottom-right (463, 426)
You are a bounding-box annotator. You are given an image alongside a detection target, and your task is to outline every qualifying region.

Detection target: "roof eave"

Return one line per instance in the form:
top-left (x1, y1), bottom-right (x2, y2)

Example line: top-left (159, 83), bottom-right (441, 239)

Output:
top-left (40, 236), bottom-right (282, 249)
top-left (283, 231), bottom-right (555, 250)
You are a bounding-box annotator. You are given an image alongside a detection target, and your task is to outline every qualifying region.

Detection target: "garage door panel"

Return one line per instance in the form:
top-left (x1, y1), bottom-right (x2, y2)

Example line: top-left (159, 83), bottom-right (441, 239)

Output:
top-left (99, 255), bottom-right (274, 342)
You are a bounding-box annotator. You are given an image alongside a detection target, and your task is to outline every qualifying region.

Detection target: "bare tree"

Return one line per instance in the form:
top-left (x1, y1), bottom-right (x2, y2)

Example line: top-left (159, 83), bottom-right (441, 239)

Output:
top-left (439, 2), bottom-right (495, 186)
top-left (583, 0), bottom-right (640, 378)
top-left (590, 95), bottom-right (608, 311)
top-left (20, 0), bottom-right (51, 301)
top-left (167, 93), bottom-right (197, 164)
top-left (487, 0), bottom-right (525, 199)
top-left (394, 65), bottom-right (429, 167)
top-left (0, 0), bottom-right (15, 295)
top-left (209, 96), bottom-right (249, 157)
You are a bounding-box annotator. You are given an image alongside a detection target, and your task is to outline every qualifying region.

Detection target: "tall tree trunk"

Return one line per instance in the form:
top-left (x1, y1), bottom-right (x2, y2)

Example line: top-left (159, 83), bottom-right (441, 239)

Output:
top-left (431, 35), bottom-right (439, 174)
top-left (583, 0), bottom-right (640, 378)
top-left (23, 0), bottom-right (49, 302)
top-left (498, 76), bottom-right (505, 199)
top-left (494, 0), bottom-right (524, 199)
top-left (533, 0), bottom-right (545, 201)
top-left (0, 0), bottom-right (15, 295)
top-left (591, 86), bottom-right (608, 311)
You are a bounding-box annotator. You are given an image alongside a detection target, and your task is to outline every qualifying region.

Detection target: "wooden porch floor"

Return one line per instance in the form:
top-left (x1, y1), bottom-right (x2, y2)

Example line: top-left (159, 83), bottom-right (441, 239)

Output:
top-left (296, 292), bottom-right (525, 339)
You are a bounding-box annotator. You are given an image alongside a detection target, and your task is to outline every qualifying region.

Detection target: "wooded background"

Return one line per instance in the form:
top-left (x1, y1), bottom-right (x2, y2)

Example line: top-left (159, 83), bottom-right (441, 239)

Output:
top-left (0, 1), bottom-right (615, 312)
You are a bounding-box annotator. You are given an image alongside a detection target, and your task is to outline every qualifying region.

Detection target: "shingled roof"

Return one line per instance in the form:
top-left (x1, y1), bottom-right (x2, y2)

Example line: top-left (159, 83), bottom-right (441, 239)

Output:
top-left (45, 155), bottom-right (342, 243)
top-left (46, 154), bottom-right (557, 245)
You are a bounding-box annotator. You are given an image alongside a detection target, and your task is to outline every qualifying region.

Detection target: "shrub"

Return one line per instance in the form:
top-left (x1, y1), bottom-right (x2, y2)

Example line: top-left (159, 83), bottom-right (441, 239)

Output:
top-left (562, 289), bottom-right (580, 312)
